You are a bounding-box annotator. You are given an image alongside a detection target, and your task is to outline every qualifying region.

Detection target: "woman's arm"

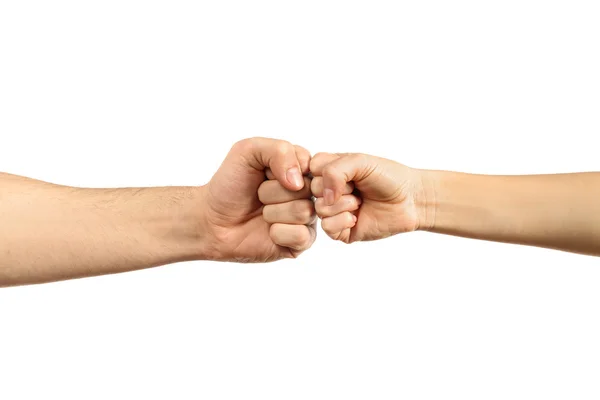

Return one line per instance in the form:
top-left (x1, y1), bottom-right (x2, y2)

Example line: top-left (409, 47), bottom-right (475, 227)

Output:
top-left (309, 152), bottom-right (600, 256)
top-left (422, 171), bottom-right (600, 256)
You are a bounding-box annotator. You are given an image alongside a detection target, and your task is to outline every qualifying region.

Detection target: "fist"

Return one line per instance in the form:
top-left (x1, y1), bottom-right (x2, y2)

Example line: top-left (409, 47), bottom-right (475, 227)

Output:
top-left (310, 152), bottom-right (428, 243)
top-left (202, 137), bottom-right (316, 262)
top-left (258, 170), bottom-right (317, 257)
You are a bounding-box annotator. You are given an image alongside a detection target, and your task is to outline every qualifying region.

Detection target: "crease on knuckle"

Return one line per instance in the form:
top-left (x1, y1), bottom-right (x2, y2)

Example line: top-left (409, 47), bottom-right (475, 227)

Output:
top-left (301, 202), bottom-right (315, 222)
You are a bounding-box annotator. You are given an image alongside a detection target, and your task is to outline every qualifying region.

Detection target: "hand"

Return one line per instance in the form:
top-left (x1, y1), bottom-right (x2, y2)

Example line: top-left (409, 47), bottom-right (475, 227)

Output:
top-left (201, 137), bottom-right (316, 262)
top-left (310, 153), bottom-right (428, 243)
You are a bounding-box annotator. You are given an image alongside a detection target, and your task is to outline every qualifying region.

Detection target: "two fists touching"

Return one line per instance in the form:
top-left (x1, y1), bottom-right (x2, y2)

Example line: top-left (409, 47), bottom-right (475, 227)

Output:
top-left (3, 136), bottom-right (598, 287)
top-left (203, 137), bottom-right (429, 263)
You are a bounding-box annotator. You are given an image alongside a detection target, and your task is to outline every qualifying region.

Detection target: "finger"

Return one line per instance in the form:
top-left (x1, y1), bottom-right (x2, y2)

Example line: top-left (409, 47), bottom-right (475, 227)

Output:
top-left (233, 137), bottom-right (304, 191)
top-left (315, 195), bottom-right (362, 218)
top-left (320, 212), bottom-right (357, 239)
top-left (311, 177), bottom-right (354, 198)
top-left (295, 145), bottom-right (311, 175)
top-left (331, 228), bottom-right (352, 243)
top-left (270, 223), bottom-right (315, 251)
top-left (258, 177), bottom-right (312, 204)
top-left (265, 168), bottom-right (276, 180)
top-left (309, 152), bottom-right (340, 176)
top-left (266, 145), bottom-right (311, 180)
top-left (263, 200), bottom-right (316, 225)
top-left (322, 153), bottom-right (372, 205)
top-left (265, 145), bottom-right (311, 181)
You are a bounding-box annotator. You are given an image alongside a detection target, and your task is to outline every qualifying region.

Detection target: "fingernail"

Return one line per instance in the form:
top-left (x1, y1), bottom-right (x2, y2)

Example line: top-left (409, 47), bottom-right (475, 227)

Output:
top-left (352, 214), bottom-right (358, 223)
top-left (324, 188), bottom-right (334, 206)
top-left (286, 167), bottom-right (303, 189)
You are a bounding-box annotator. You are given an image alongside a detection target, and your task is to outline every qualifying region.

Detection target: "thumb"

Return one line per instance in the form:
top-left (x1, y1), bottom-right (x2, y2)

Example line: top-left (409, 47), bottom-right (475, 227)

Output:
top-left (233, 137), bottom-right (305, 191)
top-left (322, 153), bottom-right (373, 205)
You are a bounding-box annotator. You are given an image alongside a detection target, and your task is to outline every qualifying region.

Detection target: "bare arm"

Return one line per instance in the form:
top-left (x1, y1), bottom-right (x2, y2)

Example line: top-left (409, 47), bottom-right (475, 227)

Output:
top-left (420, 171), bottom-right (600, 256)
top-left (309, 152), bottom-right (600, 256)
top-left (0, 137), bottom-right (318, 287)
top-left (0, 172), bottom-right (207, 286)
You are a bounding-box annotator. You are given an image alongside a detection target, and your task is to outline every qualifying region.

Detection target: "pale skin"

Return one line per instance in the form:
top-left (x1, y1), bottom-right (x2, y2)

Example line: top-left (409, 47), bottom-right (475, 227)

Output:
top-left (0, 138), bottom-right (317, 287)
top-left (2, 142), bottom-right (599, 287)
top-left (310, 152), bottom-right (600, 256)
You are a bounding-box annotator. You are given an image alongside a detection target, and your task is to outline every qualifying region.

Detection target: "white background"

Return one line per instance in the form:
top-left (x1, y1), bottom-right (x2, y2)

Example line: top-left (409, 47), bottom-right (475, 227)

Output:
top-left (1, 1), bottom-right (599, 399)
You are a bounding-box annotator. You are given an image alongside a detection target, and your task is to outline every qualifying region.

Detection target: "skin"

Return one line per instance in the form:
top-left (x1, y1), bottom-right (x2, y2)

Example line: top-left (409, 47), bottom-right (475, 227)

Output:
top-left (3, 142), bottom-right (598, 287)
top-left (0, 137), bottom-right (316, 287)
top-left (310, 152), bottom-right (600, 256)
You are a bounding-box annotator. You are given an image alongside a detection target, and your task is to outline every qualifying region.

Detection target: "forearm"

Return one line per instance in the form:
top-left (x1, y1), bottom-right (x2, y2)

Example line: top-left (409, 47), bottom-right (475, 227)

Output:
top-left (419, 170), bottom-right (600, 256)
top-left (0, 173), bottom-right (209, 286)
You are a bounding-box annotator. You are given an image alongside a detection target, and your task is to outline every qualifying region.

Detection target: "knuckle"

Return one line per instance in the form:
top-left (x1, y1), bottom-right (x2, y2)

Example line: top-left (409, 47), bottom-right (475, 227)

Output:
top-left (296, 146), bottom-right (311, 161)
top-left (326, 229), bottom-right (341, 241)
top-left (321, 218), bottom-right (334, 234)
top-left (232, 138), bottom-right (254, 153)
top-left (349, 153), bottom-right (367, 163)
top-left (312, 152), bottom-right (328, 161)
top-left (302, 203), bottom-right (315, 222)
top-left (346, 196), bottom-right (358, 209)
top-left (293, 201), bottom-right (310, 222)
top-left (274, 140), bottom-right (293, 155)
top-left (295, 227), bottom-right (311, 245)
top-left (270, 223), bottom-right (287, 240)
top-left (310, 151), bottom-right (326, 163)
top-left (310, 153), bottom-right (328, 172)
top-left (314, 198), bottom-right (325, 215)
top-left (310, 177), bottom-right (321, 194)
top-left (294, 144), bottom-right (308, 153)
top-left (322, 165), bottom-right (337, 179)
top-left (292, 199), bottom-right (305, 212)
top-left (306, 209), bottom-right (317, 224)
top-left (346, 212), bottom-right (355, 224)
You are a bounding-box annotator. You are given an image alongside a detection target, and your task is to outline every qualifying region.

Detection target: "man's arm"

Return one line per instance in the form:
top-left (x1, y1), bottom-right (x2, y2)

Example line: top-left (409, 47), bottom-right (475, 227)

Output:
top-left (0, 137), bottom-right (318, 287)
top-left (0, 172), bottom-right (209, 286)
top-left (420, 171), bottom-right (600, 256)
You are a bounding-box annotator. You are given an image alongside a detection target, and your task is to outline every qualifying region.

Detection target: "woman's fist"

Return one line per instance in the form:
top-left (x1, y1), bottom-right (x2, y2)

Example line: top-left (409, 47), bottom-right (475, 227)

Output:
top-left (310, 153), bottom-right (429, 243)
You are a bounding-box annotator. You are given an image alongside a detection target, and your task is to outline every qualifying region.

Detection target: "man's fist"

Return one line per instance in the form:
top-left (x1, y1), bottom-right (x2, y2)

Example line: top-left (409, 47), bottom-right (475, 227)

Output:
top-left (201, 137), bottom-right (316, 262)
top-left (258, 173), bottom-right (316, 256)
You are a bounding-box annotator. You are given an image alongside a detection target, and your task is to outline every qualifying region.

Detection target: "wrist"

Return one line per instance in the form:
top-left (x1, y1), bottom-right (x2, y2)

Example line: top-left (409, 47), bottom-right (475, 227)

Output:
top-left (413, 169), bottom-right (489, 236)
top-left (179, 185), bottom-right (221, 262)
top-left (139, 185), bottom-right (219, 263)
top-left (412, 168), bottom-right (439, 232)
